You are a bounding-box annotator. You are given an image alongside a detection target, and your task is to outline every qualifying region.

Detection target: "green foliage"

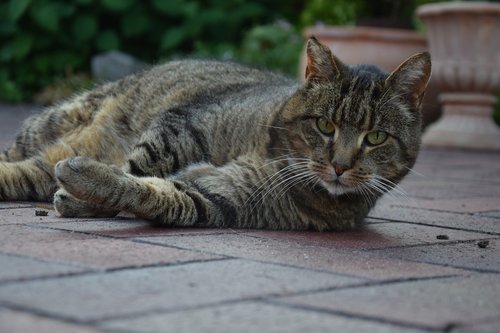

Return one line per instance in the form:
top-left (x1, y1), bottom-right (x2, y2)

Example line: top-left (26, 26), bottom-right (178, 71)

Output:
top-left (301, 0), bottom-right (362, 26)
top-left (0, 0), bottom-right (302, 102)
top-left (236, 22), bottom-right (304, 77)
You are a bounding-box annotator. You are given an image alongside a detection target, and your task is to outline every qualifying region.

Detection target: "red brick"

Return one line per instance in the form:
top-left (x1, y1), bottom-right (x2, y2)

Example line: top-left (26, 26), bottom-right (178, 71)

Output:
top-left (0, 206), bottom-right (89, 225)
top-left (137, 233), bottom-right (465, 280)
top-left (0, 260), bottom-right (362, 321)
top-left (102, 301), bottom-right (427, 333)
top-left (279, 274), bottom-right (500, 330)
top-left (0, 253), bottom-right (87, 282)
top-left (0, 224), bottom-right (220, 268)
top-left (0, 309), bottom-right (106, 333)
top-left (369, 204), bottom-right (500, 234)
top-left (397, 197), bottom-right (500, 214)
top-left (242, 222), bottom-right (490, 250)
top-left (41, 219), bottom-right (232, 238)
top-left (454, 320), bottom-right (500, 333)
top-left (371, 239), bottom-right (500, 273)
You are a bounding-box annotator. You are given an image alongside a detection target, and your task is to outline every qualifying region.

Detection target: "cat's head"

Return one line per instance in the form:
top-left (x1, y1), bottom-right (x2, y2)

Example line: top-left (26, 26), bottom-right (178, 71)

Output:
top-left (275, 37), bottom-right (431, 198)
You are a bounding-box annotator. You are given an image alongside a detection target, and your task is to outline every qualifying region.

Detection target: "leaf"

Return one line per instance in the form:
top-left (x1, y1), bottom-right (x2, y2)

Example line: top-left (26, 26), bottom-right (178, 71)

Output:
top-left (8, 0), bottom-right (31, 22)
top-left (96, 30), bottom-right (121, 51)
top-left (101, 0), bottom-right (135, 12)
top-left (30, 3), bottom-right (60, 32)
top-left (11, 35), bottom-right (33, 60)
top-left (72, 15), bottom-right (98, 41)
top-left (160, 28), bottom-right (185, 51)
top-left (75, 0), bottom-right (93, 5)
top-left (152, 0), bottom-right (195, 17)
top-left (121, 12), bottom-right (149, 37)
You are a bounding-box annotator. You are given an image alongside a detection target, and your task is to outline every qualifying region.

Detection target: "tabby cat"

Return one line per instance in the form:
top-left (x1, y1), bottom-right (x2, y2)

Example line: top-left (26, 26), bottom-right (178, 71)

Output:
top-left (0, 38), bottom-right (431, 230)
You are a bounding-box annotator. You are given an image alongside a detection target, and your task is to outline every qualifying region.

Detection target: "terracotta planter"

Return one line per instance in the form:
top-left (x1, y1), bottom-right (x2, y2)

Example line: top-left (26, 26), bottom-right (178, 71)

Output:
top-left (300, 26), bottom-right (441, 127)
top-left (417, 2), bottom-right (500, 150)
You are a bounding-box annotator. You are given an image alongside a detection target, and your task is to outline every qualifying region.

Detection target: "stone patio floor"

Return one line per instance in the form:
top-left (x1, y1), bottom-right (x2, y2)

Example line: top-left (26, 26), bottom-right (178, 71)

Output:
top-left (0, 103), bottom-right (499, 333)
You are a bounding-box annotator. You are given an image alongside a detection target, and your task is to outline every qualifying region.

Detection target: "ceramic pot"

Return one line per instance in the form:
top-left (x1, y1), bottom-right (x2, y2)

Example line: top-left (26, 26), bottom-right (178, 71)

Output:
top-left (417, 2), bottom-right (500, 150)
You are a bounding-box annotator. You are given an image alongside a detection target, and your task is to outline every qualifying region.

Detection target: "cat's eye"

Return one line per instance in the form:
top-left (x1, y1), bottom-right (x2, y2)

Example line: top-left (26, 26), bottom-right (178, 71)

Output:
top-left (365, 131), bottom-right (388, 146)
top-left (316, 118), bottom-right (335, 136)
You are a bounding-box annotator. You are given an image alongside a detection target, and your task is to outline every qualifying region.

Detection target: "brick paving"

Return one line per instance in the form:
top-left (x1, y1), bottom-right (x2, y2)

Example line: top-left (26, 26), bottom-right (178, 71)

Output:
top-left (0, 103), bottom-right (499, 333)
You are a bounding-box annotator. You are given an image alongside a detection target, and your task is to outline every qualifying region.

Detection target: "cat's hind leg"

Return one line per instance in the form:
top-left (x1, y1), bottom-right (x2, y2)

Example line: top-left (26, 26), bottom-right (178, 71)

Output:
top-left (0, 158), bottom-right (58, 201)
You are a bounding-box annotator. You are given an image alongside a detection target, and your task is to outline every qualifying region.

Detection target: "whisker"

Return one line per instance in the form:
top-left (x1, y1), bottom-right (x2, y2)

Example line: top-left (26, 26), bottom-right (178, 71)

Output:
top-left (404, 166), bottom-right (426, 178)
top-left (258, 124), bottom-right (288, 130)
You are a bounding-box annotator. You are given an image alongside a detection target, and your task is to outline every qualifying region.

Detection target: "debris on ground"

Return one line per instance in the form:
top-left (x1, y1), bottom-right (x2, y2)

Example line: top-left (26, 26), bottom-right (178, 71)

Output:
top-left (477, 240), bottom-right (490, 249)
top-left (35, 210), bottom-right (49, 216)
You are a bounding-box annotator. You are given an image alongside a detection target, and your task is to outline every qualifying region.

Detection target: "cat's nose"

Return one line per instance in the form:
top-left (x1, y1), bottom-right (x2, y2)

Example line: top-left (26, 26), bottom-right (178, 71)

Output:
top-left (332, 162), bottom-right (349, 177)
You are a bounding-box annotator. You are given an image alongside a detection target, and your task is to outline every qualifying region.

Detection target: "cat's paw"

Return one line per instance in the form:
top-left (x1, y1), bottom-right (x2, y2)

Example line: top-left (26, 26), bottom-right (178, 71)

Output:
top-left (55, 156), bottom-right (125, 203)
top-left (54, 188), bottom-right (119, 218)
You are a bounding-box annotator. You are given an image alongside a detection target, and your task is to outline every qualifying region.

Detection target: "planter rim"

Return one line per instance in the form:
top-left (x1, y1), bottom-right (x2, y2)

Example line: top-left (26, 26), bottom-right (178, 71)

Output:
top-left (303, 26), bottom-right (426, 44)
top-left (417, 2), bottom-right (500, 17)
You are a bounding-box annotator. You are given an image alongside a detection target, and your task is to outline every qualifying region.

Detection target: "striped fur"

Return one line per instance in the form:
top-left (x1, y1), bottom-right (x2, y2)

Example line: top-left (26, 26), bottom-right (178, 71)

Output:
top-left (1, 38), bottom-right (431, 230)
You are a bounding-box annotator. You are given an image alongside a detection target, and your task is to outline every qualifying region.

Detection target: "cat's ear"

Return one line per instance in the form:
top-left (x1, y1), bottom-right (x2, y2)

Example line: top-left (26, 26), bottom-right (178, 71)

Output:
top-left (305, 37), bottom-right (345, 83)
top-left (385, 52), bottom-right (432, 110)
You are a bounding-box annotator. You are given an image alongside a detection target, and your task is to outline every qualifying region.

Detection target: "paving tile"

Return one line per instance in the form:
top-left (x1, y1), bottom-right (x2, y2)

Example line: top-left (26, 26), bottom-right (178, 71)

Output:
top-left (0, 259), bottom-right (363, 321)
top-left (0, 206), bottom-right (83, 224)
top-left (279, 274), bottom-right (500, 330)
top-left (0, 202), bottom-right (35, 210)
top-left (478, 211), bottom-right (500, 219)
top-left (0, 308), bottom-right (106, 333)
top-left (413, 149), bottom-right (500, 182)
top-left (0, 253), bottom-right (87, 283)
top-left (40, 219), bottom-right (232, 238)
top-left (453, 319), bottom-right (500, 333)
top-left (395, 177), bottom-right (500, 199)
top-left (370, 239), bottom-right (500, 273)
top-left (396, 197), bottom-right (500, 214)
top-left (137, 233), bottom-right (464, 280)
top-left (369, 204), bottom-right (500, 234)
top-left (241, 223), bottom-right (489, 250)
top-left (101, 301), bottom-right (428, 333)
top-left (0, 224), bottom-right (219, 269)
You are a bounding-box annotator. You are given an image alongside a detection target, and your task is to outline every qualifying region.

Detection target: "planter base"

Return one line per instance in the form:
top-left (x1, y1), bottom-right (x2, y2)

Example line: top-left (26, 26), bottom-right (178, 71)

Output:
top-left (422, 93), bottom-right (500, 150)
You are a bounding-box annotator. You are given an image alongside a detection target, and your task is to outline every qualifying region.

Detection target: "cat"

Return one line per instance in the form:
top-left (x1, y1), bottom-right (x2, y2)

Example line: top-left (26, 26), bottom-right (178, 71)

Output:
top-left (0, 37), bottom-right (431, 230)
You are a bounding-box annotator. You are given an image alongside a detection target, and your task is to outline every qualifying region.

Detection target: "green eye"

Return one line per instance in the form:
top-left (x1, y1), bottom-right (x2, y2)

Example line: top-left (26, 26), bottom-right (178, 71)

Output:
top-left (365, 131), bottom-right (388, 146)
top-left (316, 118), bottom-right (335, 136)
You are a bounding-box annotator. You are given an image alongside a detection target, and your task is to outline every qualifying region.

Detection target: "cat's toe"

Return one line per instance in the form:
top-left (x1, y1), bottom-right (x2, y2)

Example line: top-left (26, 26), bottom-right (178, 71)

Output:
top-left (54, 188), bottom-right (119, 218)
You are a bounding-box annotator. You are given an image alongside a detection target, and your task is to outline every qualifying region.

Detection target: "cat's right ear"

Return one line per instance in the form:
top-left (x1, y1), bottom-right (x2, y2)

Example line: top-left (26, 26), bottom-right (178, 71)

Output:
top-left (305, 37), bottom-right (345, 83)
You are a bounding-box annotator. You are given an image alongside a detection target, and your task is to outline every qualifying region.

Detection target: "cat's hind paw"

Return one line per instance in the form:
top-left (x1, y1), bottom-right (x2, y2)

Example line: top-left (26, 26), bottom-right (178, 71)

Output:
top-left (54, 188), bottom-right (119, 218)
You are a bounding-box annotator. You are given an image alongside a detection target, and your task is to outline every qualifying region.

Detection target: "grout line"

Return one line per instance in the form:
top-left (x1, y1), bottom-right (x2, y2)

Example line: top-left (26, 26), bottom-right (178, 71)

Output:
top-left (366, 216), bottom-right (500, 236)
top-left (263, 300), bottom-right (443, 332)
top-left (90, 275), bottom-right (459, 326)
top-left (0, 257), bottom-right (233, 287)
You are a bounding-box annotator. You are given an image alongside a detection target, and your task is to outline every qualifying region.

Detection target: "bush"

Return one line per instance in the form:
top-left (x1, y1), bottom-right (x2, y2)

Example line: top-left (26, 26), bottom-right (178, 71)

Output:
top-left (0, 0), bottom-right (303, 102)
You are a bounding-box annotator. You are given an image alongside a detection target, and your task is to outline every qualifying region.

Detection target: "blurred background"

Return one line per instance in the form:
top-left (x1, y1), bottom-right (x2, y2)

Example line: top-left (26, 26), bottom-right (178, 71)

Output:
top-left (0, 0), bottom-right (498, 129)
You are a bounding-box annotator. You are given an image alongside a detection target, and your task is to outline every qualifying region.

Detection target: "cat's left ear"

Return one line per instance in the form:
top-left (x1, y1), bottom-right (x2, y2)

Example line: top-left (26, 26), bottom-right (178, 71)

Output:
top-left (305, 37), bottom-right (346, 83)
top-left (385, 52), bottom-right (432, 110)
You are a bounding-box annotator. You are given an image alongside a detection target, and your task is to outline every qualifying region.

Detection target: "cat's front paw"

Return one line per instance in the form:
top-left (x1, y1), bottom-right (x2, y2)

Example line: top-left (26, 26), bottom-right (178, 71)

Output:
top-left (55, 156), bottom-right (124, 203)
top-left (54, 188), bottom-right (119, 218)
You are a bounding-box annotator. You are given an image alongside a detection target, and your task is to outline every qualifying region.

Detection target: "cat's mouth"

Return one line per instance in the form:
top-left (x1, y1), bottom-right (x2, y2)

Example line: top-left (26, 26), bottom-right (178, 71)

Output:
top-left (317, 172), bottom-right (358, 196)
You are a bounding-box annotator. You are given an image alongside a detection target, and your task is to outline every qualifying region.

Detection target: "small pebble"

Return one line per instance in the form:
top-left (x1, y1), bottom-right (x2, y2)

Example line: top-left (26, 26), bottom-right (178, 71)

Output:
top-left (35, 210), bottom-right (48, 217)
top-left (436, 234), bottom-right (449, 240)
top-left (477, 240), bottom-right (489, 249)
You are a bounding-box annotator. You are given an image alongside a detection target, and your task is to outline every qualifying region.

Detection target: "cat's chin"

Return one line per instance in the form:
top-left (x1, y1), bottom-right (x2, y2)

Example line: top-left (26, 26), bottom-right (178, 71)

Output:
top-left (320, 180), bottom-right (357, 197)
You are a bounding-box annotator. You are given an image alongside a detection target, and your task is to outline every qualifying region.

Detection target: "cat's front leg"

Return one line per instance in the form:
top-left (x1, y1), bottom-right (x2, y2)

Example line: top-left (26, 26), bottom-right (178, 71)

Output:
top-left (54, 157), bottom-right (206, 226)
